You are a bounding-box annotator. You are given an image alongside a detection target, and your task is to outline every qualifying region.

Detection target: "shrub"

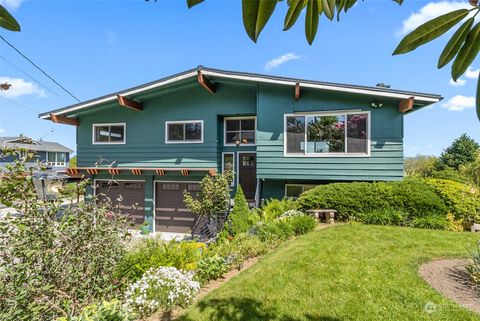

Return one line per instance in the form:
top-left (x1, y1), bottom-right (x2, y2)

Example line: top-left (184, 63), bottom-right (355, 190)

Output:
top-left (277, 209), bottom-right (305, 220)
top-left (261, 198), bottom-right (298, 221)
top-left (123, 267), bottom-right (200, 318)
top-left (58, 300), bottom-right (134, 321)
top-left (430, 168), bottom-right (474, 185)
top-left (0, 149), bottom-right (130, 320)
top-left (355, 209), bottom-right (408, 226)
top-left (467, 241), bottom-right (480, 290)
top-left (117, 238), bottom-right (206, 282)
top-left (424, 178), bottom-right (480, 223)
top-left (209, 233), bottom-right (268, 268)
top-left (222, 186), bottom-right (251, 237)
top-left (284, 215), bottom-right (317, 235)
top-left (298, 179), bottom-right (448, 221)
top-left (194, 254), bottom-right (229, 285)
top-left (254, 220), bottom-right (294, 242)
top-left (408, 215), bottom-right (449, 230)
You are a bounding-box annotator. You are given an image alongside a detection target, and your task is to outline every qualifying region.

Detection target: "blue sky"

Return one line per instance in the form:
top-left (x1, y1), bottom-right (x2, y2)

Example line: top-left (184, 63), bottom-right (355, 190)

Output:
top-left (0, 0), bottom-right (478, 157)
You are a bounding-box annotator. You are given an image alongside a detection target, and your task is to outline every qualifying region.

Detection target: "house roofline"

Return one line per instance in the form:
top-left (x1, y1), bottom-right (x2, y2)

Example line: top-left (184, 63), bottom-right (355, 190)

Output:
top-left (38, 66), bottom-right (443, 119)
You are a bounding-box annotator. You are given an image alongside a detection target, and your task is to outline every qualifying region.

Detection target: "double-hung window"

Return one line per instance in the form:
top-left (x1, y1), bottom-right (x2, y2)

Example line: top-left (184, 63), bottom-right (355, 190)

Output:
top-left (93, 123), bottom-right (126, 144)
top-left (224, 117), bottom-right (256, 145)
top-left (285, 111), bottom-right (370, 156)
top-left (46, 152), bottom-right (66, 166)
top-left (166, 120), bottom-right (203, 143)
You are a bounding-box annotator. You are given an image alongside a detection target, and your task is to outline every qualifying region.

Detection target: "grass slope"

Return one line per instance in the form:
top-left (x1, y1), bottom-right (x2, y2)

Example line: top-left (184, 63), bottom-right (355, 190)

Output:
top-left (179, 225), bottom-right (480, 321)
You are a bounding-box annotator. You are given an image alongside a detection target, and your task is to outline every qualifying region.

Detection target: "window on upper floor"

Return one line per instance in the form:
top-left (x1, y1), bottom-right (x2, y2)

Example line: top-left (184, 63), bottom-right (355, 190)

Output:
top-left (285, 111), bottom-right (370, 157)
top-left (166, 120), bottom-right (203, 143)
top-left (93, 123), bottom-right (126, 144)
top-left (224, 117), bottom-right (256, 146)
top-left (46, 152), bottom-right (66, 166)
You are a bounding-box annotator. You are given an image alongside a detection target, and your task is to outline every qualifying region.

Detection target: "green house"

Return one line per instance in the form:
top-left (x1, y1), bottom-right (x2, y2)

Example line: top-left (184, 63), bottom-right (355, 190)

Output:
top-left (39, 66), bottom-right (442, 233)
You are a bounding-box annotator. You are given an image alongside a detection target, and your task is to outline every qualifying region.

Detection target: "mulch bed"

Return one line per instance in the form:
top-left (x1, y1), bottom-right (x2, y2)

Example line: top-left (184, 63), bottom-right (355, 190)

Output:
top-left (419, 259), bottom-right (480, 314)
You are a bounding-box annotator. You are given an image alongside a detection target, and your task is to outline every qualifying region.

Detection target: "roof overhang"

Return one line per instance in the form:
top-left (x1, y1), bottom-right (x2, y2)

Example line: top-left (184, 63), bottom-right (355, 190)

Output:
top-left (39, 66), bottom-right (443, 119)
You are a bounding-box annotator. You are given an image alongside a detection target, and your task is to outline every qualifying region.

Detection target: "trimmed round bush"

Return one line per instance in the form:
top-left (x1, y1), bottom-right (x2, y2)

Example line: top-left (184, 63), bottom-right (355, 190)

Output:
top-left (424, 178), bottom-right (480, 223)
top-left (297, 179), bottom-right (448, 221)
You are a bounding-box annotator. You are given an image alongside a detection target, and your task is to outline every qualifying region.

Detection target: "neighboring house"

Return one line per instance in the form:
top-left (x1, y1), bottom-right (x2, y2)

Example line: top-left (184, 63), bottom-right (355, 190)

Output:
top-left (0, 136), bottom-right (73, 174)
top-left (39, 66), bottom-right (442, 233)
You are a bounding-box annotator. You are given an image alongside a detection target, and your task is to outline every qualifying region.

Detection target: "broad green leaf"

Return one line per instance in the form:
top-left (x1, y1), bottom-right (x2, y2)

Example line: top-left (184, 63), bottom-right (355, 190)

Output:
top-left (477, 77), bottom-right (480, 121)
top-left (186, 0), bottom-right (204, 8)
top-left (305, 0), bottom-right (320, 44)
top-left (322, 0), bottom-right (335, 20)
top-left (392, 0), bottom-right (404, 4)
top-left (393, 9), bottom-right (469, 55)
top-left (452, 22), bottom-right (480, 80)
top-left (438, 18), bottom-right (474, 69)
top-left (0, 5), bottom-right (20, 32)
top-left (344, 0), bottom-right (356, 13)
top-left (336, 0), bottom-right (345, 21)
top-left (242, 0), bottom-right (278, 42)
top-left (284, 0), bottom-right (307, 31)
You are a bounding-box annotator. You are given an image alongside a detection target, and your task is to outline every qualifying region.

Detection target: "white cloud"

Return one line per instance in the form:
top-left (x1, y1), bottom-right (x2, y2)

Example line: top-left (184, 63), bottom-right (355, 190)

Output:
top-left (465, 66), bottom-right (479, 79)
top-left (442, 95), bottom-right (475, 111)
top-left (449, 78), bottom-right (466, 86)
top-left (264, 53), bottom-right (302, 71)
top-left (0, 0), bottom-right (23, 10)
top-left (0, 76), bottom-right (46, 98)
top-left (398, 1), bottom-right (471, 35)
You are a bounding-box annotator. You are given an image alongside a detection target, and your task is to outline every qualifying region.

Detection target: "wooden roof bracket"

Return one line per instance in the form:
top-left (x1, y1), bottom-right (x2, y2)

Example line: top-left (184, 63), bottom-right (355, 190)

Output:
top-left (50, 113), bottom-right (79, 126)
top-left (117, 95), bottom-right (143, 111)
top-left (155, 169), bottom-right (165, 176)
top-left (181, 169), bottom-right (189, 176)
top-left (399, 97), bottom-right (415, 113)
top-left (208, 169), bottom-right (217, 176)
top-left (131, 169), bottom-right (142, 175)
top-left (197, 70), bottom-right (216, 94)
top-left (294, 82), bottom-right (301, 100)
top-left (108, 168), bottom-right (120, 175)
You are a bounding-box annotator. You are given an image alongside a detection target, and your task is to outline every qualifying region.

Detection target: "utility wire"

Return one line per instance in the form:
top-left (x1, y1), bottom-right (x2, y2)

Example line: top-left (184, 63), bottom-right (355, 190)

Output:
top-left (0, 95), bottom-right (40, 113)
top-left (0, 55), bottom-right (64, 100)
top-left (0, 35), bottom-right (81, 102)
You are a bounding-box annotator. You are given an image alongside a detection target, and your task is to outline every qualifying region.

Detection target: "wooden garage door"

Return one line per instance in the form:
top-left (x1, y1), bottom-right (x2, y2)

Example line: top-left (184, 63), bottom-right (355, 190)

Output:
top-left (96, 180), bottom-right (145, 226)
top-left (155, 182), bottom-right (200, 233)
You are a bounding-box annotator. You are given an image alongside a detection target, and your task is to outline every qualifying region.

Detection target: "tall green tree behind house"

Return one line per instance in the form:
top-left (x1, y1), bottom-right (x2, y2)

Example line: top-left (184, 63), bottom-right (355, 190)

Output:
top-left (438, 134), bottom-right (480, 170)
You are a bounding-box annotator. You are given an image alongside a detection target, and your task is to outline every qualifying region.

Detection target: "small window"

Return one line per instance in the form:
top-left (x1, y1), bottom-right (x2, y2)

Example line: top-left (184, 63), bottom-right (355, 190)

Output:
top-left (285, 184), bottom-right (316, 198)
top-left (225, 117), bottom-right (256, 145)
top-left (162, 183), bottom-right (180, 191)
top-left (166, 121), bottom-right (203, 143)
top-left (93, 124), bottom-right (125, 144)
top-left (101, 181), bottom-right (119, 189)
top-left (125, 182), bottom-right (143, 190)
top-left (222, 153), bottom-right (234, 186)
top-left (187, 184), bottom-right (201, 192)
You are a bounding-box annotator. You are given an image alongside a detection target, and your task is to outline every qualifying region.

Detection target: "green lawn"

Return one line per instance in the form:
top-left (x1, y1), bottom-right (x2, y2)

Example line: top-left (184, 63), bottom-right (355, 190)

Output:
top-left (179, 225), bottom-right (480, 321)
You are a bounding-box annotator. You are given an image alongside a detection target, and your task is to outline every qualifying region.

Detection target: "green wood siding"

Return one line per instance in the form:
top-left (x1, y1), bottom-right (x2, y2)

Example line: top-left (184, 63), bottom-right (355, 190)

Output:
top-left (256, 84), bottom-right (404, 181)
top-left (76, 81), bottom-right (256, 169)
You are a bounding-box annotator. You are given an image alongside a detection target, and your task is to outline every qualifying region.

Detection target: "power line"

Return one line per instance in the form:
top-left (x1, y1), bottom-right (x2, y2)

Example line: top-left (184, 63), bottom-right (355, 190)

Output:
top-left (0, 55), bottom-right (64, 100)
top-left (0, 95), bottom-right (40, 113)
top-left (0, 35), bottom-right (81, 102)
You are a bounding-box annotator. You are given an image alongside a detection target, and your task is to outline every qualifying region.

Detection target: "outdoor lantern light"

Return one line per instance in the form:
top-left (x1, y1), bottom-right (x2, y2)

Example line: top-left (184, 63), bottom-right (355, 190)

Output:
top-left (370, 100), bottom-right (384, 109)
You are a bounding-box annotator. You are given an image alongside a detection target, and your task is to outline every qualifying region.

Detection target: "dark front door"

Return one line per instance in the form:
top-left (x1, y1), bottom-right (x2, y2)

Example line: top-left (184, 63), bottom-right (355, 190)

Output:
top-left (155, 182), bottom-right (200, 233)
top-left (96, 180), bottom-right (145, 226)
top-left (238, 153), bottom-right (256, 200)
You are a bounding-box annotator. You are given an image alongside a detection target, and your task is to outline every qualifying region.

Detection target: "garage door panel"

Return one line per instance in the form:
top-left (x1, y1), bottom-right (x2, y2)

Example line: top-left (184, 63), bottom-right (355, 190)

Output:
top-left (155, 182), bottom-right (200, 233)
top-left (96, 180), bottom-right (145, 226)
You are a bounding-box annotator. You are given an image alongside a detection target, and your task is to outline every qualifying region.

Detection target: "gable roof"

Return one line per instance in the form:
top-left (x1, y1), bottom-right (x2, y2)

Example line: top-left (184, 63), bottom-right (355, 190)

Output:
top-left (0, 136), bottom-right (73, 153)
top-left (38, 66), bottom-right (443, 119)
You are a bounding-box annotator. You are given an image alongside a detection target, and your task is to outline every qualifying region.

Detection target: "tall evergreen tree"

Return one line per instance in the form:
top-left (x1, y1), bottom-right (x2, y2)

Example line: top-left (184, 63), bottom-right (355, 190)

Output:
top-left (438, 134), bottom-right (480, 170)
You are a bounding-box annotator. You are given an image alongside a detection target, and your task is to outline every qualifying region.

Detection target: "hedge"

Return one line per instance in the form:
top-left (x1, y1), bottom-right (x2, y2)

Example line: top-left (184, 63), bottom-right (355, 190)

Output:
top-left (297, 179), bottom-right (448, 221)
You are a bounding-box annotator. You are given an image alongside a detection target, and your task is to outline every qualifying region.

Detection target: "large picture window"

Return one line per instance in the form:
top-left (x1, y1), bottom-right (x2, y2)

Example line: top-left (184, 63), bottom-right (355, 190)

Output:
top-left (166, 121), bottom-right (203, 143)
top-left (46, 152), bottom-right (66, 166)
top-left (93, 123), bottom-right (126, 144)
top-left (285, 111), bottom-right (369, 156)
top-left (224, 117), bottom-right (256, 145)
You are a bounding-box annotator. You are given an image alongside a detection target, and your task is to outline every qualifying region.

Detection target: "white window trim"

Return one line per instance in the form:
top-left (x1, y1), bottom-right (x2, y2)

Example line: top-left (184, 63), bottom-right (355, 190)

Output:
top-left (46, 152), bottom-right (66, 167)
top-left (165, 120), bottom-right (204, 144)
top-left (283, 110), bottom-right (371, 158)
top-left (92, 123), bottom-right (126, 145)
top-left (284, 184), bottom-right (316, 198)
top-left (224, 116), bottom-right (257, 147)
top-left (222, 152), bottom-right (235, 187)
